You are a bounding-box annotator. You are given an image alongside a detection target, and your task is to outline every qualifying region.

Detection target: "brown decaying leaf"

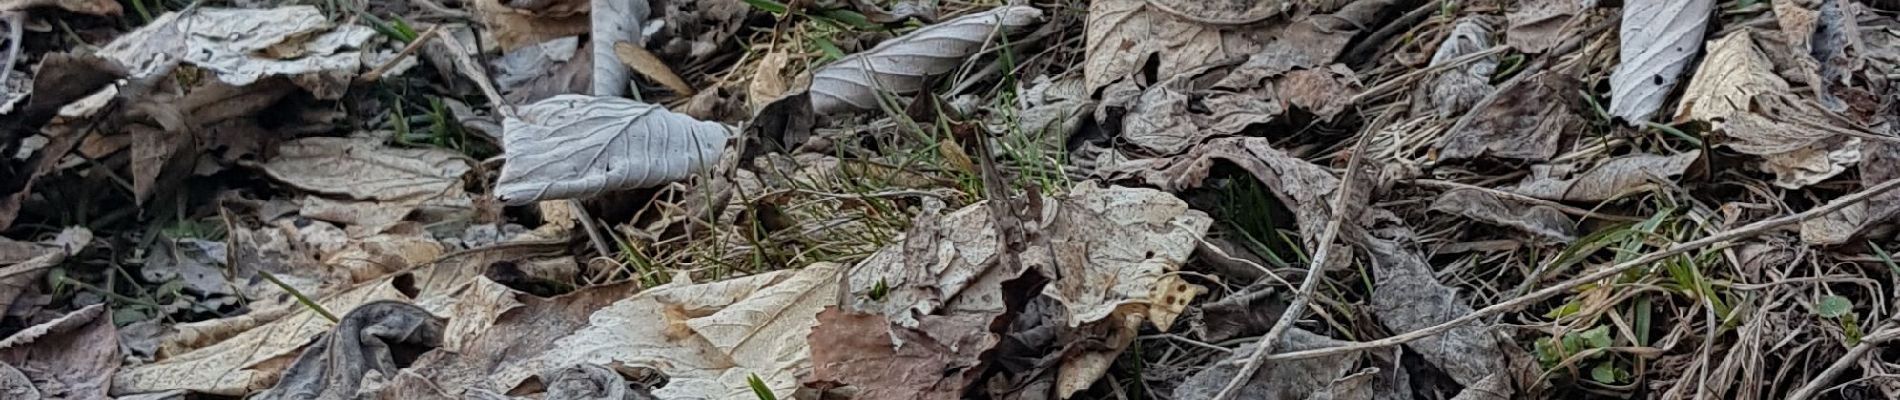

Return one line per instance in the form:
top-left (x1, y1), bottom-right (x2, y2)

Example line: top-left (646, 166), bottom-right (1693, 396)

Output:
top-left (476, 0), bottom-right (589, 50)
top-left (613, 41), bottom-right (695, 95)
top-left (809, 6), bottom-right (1041, 115)
top-left (251, 302), bottom-right (445, 400)
top-left (1677, 30), bottom-right (1789, 122)
top-left (0, 227), bottom-right (86, 315)
top-left (1509, 150), bottom-right (1701, 202)
top-left (1607, 0), bottom-right (1712, 124)
top-left (1436, 64), bottom-right (1582, 162)
top-left (1425, 18), bottom-right (1498, 117)
top-left (1429, 189), bottom-right (1578, 242)
top-left (0, 304), bottom-right (119, 399)
top-left (1121, 78), bottom-right (1278, 155)
top-left (1803, 140), bottom-right (1900, 245)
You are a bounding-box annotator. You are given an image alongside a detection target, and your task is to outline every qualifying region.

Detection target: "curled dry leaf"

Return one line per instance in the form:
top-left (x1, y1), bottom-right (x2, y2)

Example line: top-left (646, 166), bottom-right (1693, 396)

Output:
top-left (1103, 137), bottom-right (1345, 267)
top-left (494, 95), bottom-right (732, 205)
top-left (1084, 0), bottom-right (1276, 93)
top-left (1717, 97), bottom-right (1867, 189)
top-left (1677, 30), bottom-right (1789, 122)
top-left (1437, 63), bottom-right (1583, 162)
top-left (1607, 0), bottom-right (1712, 124)
top-left (1509, 150), bottom-right (1701, 202)
top-left (1429, 189), bottom-right (1577, 242)
top-left (251, 301), bottom-right (445, 400)
top-left (475, 0), bottom-right (589, 50)
top-left (526, 263), bottom-right (841, 399)
top-left (0, 304), bottom-right (118, 399)
top-left (613, 41), bottom-right (694, 95)
top-left (809, 6), bottom-right (1042, 115)
top-left (1121, 78), bottom-right (1279, 155)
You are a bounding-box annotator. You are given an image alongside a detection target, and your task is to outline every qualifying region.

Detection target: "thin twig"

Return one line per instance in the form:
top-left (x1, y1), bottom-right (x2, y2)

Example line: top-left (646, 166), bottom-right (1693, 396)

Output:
top-left (1256, 176), bottom-right (1900, 363)
top-left (1211, 109), bottom-right (1378, 400)
top-left (361, 25), bottom-right (443, 82)
top-left (1787, 326), bottom-right (1900, 400)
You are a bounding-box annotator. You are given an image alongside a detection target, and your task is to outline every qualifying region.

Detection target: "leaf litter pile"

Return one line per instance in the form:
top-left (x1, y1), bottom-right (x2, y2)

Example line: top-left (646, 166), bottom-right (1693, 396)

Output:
top-left (10, 0), bottom-right (1900, 398)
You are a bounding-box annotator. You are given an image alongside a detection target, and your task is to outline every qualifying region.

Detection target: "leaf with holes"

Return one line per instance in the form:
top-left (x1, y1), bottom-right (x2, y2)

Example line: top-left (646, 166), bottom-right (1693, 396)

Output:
top-left (495, 95), bottom-right (732, 205)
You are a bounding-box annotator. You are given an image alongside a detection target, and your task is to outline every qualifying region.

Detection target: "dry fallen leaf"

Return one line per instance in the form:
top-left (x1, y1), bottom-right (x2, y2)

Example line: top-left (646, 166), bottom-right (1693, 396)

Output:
top-left (1509, 150), bottom-right (1701, 202)
top-left (475, 0), bottom-right (589, 50)
top-left (0, 0), bottom-right (120, 16)
top-left (1172, 329), bottom-right (1362, 400)
top-left (1104, 137), bottom-right (1344, 266)
top-left (1437, 63), bottom-right (1583, 162)
top-left (589, 0), bottom-right (646, 96)
top-left (494, 95), bottom-right (733, 205)
top-left (805, 309), bottom-right (997, 400)
top-left (1677, 30), bottom-right (1789, 122)
top-left (1506, 0), bottom-right (1591, 53)
top-left (524, 263), bottom-right (841, 399)
top-left (810, 5), bottom-right (1041, 115)
top-left (100, 6), bottom-right (383, 97)
top-left (251, 301), bottom-right (445, 400)
top-left (1803, 141), bottom-right (1900, 245)
top-left (1365, 237), bottom-right (1509, 387)
top-left (613, 41), bottom-right (694, 95)
top-left (1429, 189), bottom-right (1577, 242)
top-left (0, 227), bottom-right (86, 313)
top-left (1719, 94), bottom-right (1867, 189)
top-left (0, 304), bottom-right (119, 399)
top-left (1083, 0), bottom-right (1277, 93)
top-left (262, 136), bottom-right (475, 232)
top-left (1607, 0), bottom-right (1712, 124)
top-left (1425, 18), bottom-right (1499, 117)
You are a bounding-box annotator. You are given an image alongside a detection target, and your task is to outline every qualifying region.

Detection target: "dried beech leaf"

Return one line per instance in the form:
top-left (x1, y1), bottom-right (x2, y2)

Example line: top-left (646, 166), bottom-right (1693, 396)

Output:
top-left (0, 304), bottom-right (118, 399)
top-left (1509, 150), bottom-right (1700, 202)
top-left (0, 227), bottom-right (86, 313)
top-left (1084, 0), bottom-right (1270, 93)
top-left (1437, 64), bottom-right (1582, 162)
top-left (1677, 30), bottom-right (1788, 122)
top-left (1803, 141), bottom-right (1900, 245)
top-left (613, 41), bottom-right (694, 95)
top-left (809, 6), bottom-right (1041, 115)
top-left (495, 95), bottom-right (733, 205)
top-left (1430, 189), bottom-right (1577, 242)
top-left (1607, 0), bottom-right (1712, 124)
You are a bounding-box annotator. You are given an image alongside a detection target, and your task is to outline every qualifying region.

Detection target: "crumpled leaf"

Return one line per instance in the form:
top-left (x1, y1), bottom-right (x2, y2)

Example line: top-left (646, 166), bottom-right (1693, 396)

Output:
top-left (1677, 30), bottom-right (1789, 122)
top-left (1084, 0), bottom-right (1279, 93)
top-left (397, 269), bottom-right (637, 398)
top-left (1506, 0), bottom-right (1592, 53)
top-left (143, 238), bottom-right (238, 309)
top-left (1365, 237), bottom-right (1508, 387)
top-left (805, 309), bottom-right (997, 400)
top-left (1103, 137), bottom-right (1344, 267)
top-left (0, 304), bottom-right (118, 399)
top-left (113, 279), bottom-right (412, 395)
top-left (252, 301), bottom-right (445, 400)
top-left (475, 0), bottom-right (589, 50)
top-left (1121, 78), bottom-right (1278, 155)
top-left (1802, 141), bottom-right (1900, 245)
top-left (543, 364), bottom-right (659, 400)
top-left (809, 6), bottom-right (1041, 115)
top-left (1509, 150), bottom-right (1701, 202)
top-left (1429, 189), bottom-right (1577, 242)
top-left (495, 95), bottom-right (732, 205)
top-left (494, 37), bottom-right (591, 105)
top-left (1607, 0), bottom-right (1712, 124)
top-left (1437, 64), bottom-right (1583, 162)
top-left (0, 0), bottom-right (120, 16)
top-left (1172, 329), bottom-right (1362, 400)
top-left (524, 263), bottom-right (841, 399)
top-left (1716, 94), bottom-right (1867, 189)
top-left (99, 6), bottom-right (384, 97)
top-left (0, 227), bottom-right (87, 313)
top-left (1425, 18), bottom-right (1499, 117)
top-left (1195, 288), bottom-right (1288, 343)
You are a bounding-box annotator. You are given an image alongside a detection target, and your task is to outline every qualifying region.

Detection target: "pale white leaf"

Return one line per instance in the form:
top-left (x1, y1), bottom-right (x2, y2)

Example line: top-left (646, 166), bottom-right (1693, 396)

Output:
top-left (1607, 0), bottom-right (1712, 124)
top-left (495, 95), bottom-right (732, 205)
top-left (98, 6), bottom-right (380, 96)
top-left (809, 6), bottom-right (1041, 115)
top-left (589, 0), bottom-right (646, 96)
